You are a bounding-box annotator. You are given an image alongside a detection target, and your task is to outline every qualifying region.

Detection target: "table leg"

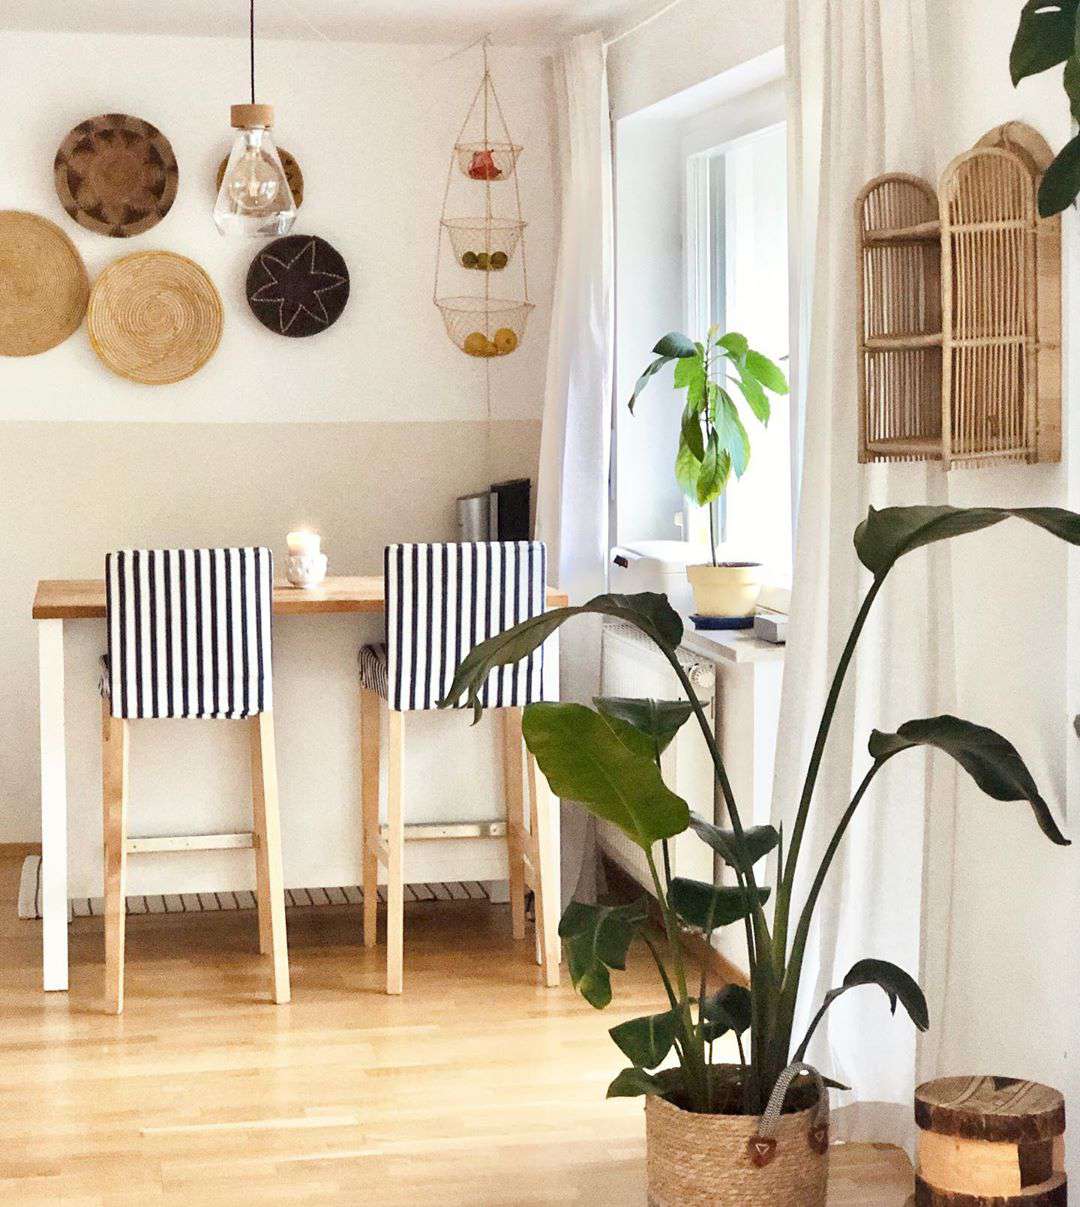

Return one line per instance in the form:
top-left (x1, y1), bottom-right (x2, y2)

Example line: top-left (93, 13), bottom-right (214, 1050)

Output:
top-left (38, 619), bottom-right (68, 992)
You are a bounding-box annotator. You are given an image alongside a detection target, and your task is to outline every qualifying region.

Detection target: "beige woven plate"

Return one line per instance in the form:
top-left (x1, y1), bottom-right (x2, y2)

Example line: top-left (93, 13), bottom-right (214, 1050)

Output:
top-left (88, 251), bottom-right (223, 385)
top-left (0, 210), bottom-right (89, 356)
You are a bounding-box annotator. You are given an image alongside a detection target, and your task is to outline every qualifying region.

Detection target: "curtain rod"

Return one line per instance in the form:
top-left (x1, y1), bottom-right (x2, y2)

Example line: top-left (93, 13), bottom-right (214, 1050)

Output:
top-left (603, 0), bottom-right (686, 49)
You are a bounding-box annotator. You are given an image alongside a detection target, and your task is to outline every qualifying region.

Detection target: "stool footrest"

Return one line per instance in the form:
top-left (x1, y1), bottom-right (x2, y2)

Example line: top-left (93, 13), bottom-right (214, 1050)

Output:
top-left (124, 832), bottom-right (255, 855)
top-left (382, 820), bottom-right (509, 842)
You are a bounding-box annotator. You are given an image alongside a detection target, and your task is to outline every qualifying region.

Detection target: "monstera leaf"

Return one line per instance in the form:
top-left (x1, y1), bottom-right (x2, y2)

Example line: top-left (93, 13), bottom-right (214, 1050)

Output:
top-left (609, 1009), bottom-right (679, 1069)
top-left (794, 959), bottom-right (929, 1062)
top-left (669, 878), bottom-right (771, 930)
top-left (688, 814), bottom-right (780, 874)
top-left (440, 592), bottom-right (684, 721)
top-left (594, 698), bottom-right (693, 762)
top-left (853, 505), bottom-right (1080, 580)
top-left (1010, 0), bottom-right (1077, 83)
top-left (560, 898), bottom-right (649, 1009)
top-left (523, 703), bottom-right (690, 849)
top-left (870, 715), bottom-right (1069, 846)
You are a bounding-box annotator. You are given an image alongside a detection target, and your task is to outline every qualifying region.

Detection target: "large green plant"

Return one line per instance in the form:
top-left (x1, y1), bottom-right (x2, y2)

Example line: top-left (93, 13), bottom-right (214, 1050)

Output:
top-left (1010, 0), bottom-right (1080, 215)
top-left (629, 329), bottom-right (787, 567)
top-left (443, 506), bottom-right (1076, 1115)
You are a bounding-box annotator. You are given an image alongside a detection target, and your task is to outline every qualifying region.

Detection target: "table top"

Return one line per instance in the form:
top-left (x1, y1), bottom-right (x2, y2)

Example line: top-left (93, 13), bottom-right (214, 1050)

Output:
top-left (33, 577), bottom-right (571, 621)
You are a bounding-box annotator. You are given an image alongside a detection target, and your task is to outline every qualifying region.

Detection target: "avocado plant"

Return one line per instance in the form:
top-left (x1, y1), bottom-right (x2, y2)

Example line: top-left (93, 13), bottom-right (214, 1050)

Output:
top-left (442, 506), bottom-right (1076, 1115)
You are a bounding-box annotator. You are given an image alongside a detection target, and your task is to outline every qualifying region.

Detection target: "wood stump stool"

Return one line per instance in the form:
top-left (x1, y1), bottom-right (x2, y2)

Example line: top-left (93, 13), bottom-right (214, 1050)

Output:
top-left (915, 1076), bottom-right (1065, 1205)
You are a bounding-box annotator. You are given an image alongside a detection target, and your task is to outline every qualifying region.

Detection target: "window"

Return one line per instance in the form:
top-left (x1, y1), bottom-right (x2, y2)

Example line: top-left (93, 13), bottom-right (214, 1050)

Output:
top-left (684, 117), bottom-right (791, 578)
top-left (613, 66), bottom-right (792, 582)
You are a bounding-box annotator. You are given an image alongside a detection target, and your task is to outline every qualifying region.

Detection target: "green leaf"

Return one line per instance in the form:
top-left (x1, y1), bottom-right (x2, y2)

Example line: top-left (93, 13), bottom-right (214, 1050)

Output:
top-left (560, 898), bottom-right (649, 1009)
top-left (594, 697), bottom-right (694, 761)
top-left (441, 592), bottom-right (684, 721)
top-left (869, 715), bottom-right (1069, 846)
top-left (669, 877), bottom-right (771, 930)
top-left (673, 352), bottom-right (707, 399)
top-left (675, 436), bottom-right (702, 499)
top-left (681, 400), bottom-right (705, 455)
top-left (523, 703), bottom-right (691, 850)
top-left (1039, 132), bottom-right (1080, 216)
top-left (628, 355), bottom-right (673, 413)
top-left (653, 331), bottom-right (698, 359)
top-left (609, 1009), bottom-right (679, 1068)
top-left (688, 813), bottom-right (780, 873)
top-left (853, 504), bottom-right (1080, 580)
top-left (794, 959), bottom-right (929, 1063)
top-left (736, 371), bottom-right (771, 425)
top-left (714, 389), bottom-right (751, 478)
top-left (1065, 53), bottom-right (1080, 121)
top-left (696, 431), bottom-right (730, 506)
top-left (715, 331), bottom-right (748, 362)
top-left (743, 349), bottom-right (789, 395)
top-left (607, 1065), bottom-right (685, 1100)
top-left (1010, 0), bottom-right (1077, 83)
top-left (700, 984), bottom-right (752, 1041)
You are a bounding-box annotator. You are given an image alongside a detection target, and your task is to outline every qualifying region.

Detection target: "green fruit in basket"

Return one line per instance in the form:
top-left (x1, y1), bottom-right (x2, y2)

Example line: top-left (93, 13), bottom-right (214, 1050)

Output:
top-left (490, 251), bottom-right (508, 270)
top-left (476, 252), bottom-right (490, 270)
top-left (461, 251), bottom-right (478, 268)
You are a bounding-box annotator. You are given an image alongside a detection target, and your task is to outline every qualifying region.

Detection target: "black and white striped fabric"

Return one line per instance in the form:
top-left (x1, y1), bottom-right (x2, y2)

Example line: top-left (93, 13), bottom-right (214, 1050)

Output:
top-left (373, 541), bottom-right (547, 712)
top-left (105, 548), bottom-right (273, 720)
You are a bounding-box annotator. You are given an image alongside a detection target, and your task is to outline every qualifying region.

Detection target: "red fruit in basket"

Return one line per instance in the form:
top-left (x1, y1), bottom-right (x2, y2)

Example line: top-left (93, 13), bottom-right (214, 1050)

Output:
top-left (468, 149), bottom-right (502, 180)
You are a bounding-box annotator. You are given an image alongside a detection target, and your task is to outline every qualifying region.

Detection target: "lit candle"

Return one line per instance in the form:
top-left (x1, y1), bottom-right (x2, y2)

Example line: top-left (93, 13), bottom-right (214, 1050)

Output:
top-left (287, 529), bottom-right (321, 557)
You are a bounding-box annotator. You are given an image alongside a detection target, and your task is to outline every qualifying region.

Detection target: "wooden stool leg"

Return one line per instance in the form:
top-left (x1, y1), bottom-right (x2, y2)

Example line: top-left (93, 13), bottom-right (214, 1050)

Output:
top-left (250, 712), bottom-right (291, 1005)
top-left (386, 709), bottom-right (405, 995)
top-left (527, 751), bottom-right (561, 989)
top-left (360, 688), bottom-right (381, 949)
top-left (502, 709), bottom-right (527, 942)
top-left (102, 705), bottom-right (129, 1015)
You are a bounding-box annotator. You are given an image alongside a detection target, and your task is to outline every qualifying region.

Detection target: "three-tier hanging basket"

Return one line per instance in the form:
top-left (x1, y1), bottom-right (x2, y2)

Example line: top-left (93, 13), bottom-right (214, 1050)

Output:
top-left (435, 40), bottom-right (530, 360)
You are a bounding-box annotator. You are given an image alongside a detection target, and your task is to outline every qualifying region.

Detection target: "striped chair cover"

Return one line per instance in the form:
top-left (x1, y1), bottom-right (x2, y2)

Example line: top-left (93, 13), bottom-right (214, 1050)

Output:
top-left (104, 547), bottom-right (273, 720)
top-left (368, 541), bottom-right (547, 712)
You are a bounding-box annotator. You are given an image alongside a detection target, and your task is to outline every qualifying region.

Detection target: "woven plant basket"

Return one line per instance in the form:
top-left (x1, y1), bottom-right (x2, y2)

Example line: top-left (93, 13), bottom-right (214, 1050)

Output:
top-left (645, 1066), bottom-right (829, 1207)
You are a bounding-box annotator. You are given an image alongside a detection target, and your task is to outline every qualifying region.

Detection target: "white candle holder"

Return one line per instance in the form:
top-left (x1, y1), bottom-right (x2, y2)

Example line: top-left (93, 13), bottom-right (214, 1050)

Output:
top-left (286, 552), bottom-right (328, 588)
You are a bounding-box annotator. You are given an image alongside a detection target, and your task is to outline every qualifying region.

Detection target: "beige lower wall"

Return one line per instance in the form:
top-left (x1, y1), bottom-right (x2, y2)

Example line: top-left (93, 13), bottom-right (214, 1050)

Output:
top-left (1, 419), bottom-right (541, 852)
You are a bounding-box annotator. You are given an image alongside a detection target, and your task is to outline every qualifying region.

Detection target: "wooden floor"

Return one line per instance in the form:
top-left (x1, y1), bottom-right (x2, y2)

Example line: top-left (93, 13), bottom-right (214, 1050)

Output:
top-left (0, 850), bottom-right (913, 1204)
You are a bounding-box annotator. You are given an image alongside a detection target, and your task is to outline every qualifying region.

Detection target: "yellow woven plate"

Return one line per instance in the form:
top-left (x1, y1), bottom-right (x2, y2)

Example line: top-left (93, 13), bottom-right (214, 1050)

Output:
top-left (0, 211), bottom-right (89, 356)
top-left (88, 251), bottom-right (223, 385)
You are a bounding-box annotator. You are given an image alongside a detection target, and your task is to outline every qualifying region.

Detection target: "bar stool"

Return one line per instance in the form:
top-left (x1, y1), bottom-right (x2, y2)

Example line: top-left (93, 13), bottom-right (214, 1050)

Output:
top-left (100, 547), bottom-right (290, 1013)
top-left (358, 541), bottom-right (560, 994)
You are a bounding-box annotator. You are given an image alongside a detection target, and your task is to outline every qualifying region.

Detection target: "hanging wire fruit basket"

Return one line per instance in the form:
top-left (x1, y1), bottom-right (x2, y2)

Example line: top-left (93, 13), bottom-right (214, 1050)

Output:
top-left (435, 37), bottom-right (530, 359)
top-left (441, 217), bottom-right (526, 271)
top-left (455, 141), bottom-right (522, 181)
top-left (437, 296), bottom-right (534, 357)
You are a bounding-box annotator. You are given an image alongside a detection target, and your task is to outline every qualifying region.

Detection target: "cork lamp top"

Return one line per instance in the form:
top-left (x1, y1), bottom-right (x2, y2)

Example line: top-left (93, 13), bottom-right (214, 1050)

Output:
top-left (231, 103), bottom-right (275, 129)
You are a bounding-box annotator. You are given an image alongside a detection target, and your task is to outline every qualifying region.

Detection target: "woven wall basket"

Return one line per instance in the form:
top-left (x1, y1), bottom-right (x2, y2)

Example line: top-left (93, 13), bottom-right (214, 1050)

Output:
top-left (54, 113), bottom-right (179, 238)
top-left (645, 1093), bottom-right (828, 1207)
top-left (0, 210), bottom-right (89, 356)
top-left (88, 251), bottom-right (223, 385)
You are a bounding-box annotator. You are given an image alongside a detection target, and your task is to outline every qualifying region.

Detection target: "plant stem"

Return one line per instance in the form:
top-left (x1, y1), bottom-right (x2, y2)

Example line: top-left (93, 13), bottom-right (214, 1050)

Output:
top-left (774, 575), bottom-right (885, 961)
top-left (661, 839), bottom-right (673, 890)
top-left (643, 932), bottom-right (679, 1012)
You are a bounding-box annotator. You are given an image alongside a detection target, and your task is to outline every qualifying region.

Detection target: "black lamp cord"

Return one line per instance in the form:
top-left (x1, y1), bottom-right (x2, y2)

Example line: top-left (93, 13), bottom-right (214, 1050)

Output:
top-left (249, 0), bottom-right (256, 104)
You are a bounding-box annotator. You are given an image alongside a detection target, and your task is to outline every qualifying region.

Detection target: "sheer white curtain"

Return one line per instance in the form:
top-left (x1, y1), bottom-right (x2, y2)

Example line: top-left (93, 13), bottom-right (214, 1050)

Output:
top-left (536, 31), bottom-right (614, 904)
top-left (779, 0), bottom-right (957, 1149)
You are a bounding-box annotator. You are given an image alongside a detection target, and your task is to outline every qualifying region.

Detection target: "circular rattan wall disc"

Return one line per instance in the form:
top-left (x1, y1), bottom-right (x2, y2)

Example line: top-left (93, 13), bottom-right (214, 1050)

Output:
top-left (54, 113), bottom-right (179, 237)
top-left (216, 147), bottom-right (304, 207)
top-left (88, 251), bottom-right (223, 385)
top-left (246, 235), bottom-right (349, 338)
top-left (0, 211), bottom-right (90, 356)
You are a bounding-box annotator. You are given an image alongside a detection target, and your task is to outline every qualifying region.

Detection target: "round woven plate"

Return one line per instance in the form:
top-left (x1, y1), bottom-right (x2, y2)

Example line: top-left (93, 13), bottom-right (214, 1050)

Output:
top-left (246, 235), bottom-right (349, 338)
top-left (88, 251), bottom-right (223, 385)
top-left (54, 113), bottom-right (179, 238)
top-left (216, 146), bottom-right (304, 207)
top-left (0, 210), bottom-right (89, 356)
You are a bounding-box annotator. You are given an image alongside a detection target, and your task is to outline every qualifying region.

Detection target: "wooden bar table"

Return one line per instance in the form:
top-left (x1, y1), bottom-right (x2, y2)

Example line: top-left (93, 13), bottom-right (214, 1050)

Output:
top-left (32, 576), bottom-right (568, 992)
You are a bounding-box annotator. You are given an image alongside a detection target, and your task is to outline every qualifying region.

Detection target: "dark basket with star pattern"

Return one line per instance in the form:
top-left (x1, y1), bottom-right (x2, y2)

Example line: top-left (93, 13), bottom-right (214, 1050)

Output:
top-left (246, 234), bottom-right (350, 338)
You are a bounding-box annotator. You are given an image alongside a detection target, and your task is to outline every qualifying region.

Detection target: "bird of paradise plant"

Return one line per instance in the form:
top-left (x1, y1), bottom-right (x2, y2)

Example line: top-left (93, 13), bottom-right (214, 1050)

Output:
top-left (442, 506), bottom-right (1076, 1116)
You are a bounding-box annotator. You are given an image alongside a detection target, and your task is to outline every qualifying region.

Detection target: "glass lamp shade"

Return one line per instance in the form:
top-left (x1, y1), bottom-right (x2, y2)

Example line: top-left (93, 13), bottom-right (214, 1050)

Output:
top-left (213, 111), bottom-right (297, 237)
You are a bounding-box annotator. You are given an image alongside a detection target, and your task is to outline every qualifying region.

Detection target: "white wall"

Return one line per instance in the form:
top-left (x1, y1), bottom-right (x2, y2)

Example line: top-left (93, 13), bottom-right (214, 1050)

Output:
top-left (0, 28), bottom-right (558, 894)
top-left (925, 0), bottom-right (1078, 1147)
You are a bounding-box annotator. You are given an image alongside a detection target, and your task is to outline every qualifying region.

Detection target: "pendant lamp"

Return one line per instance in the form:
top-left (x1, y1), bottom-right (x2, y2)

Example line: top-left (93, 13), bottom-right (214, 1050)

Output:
top-left (212, 0), bottom-right (297, 237)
